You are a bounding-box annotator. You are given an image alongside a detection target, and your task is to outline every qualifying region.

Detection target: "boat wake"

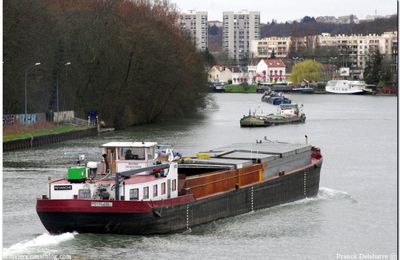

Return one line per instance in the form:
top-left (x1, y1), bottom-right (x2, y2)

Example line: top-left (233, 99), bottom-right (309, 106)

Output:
top-left (293, 187), bottom-right (356, 206)
top-left (3, 232), bottom-right (77, 257)
top-left (317, 187), bottom-right (355, 201)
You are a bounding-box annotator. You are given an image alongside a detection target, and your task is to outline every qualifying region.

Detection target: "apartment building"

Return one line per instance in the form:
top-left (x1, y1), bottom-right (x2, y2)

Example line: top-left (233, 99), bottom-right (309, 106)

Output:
top-left (318, 32), bottom-right (397, 72)
top-left (250, 36), bottom-right (291, 59)
top-left (251, 32), bottom-right (397, 76)
top-left (223, 10), bottom-right (260, 60)
top-left (179, 11), bottom-right (208, 51)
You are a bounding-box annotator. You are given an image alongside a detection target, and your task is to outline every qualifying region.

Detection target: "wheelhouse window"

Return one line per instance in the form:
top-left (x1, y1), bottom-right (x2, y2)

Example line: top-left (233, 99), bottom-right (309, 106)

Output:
top-left (146, 147), bottom-right (155, 160)
top-left (119, 147), bottom-right (145, 160)
top-left (78, 189), bottom-right (91, 199)
top-left (161, 183), bottom-right (166, 195)
top-left (153, 184), bottom-right (158, 197)
top-left (130, 188), bottom-right (139, 200)
top-left (143, 187), bottom-right (149, 199)
top-left (172, 179), bottom-right (177, 191)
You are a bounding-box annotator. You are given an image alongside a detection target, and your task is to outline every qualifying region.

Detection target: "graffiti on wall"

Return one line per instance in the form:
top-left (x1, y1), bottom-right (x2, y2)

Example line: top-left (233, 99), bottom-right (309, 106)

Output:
top-left (3, 113), bottom-right (46, 125)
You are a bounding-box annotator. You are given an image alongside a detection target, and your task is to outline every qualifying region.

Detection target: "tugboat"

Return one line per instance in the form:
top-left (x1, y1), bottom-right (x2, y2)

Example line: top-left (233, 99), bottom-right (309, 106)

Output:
top-left (240, 104), bottom-right (306, 127)
top-left (36, 140), bottom-right (322, 235)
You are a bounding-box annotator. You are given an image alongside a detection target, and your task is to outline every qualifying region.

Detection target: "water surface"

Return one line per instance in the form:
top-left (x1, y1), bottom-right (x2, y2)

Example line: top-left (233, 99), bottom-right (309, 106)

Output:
top-left (3, 93), bottom-right (397, 259)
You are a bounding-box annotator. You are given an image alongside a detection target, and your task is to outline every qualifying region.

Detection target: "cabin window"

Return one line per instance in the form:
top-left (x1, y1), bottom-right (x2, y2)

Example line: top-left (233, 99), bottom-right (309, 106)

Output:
top-left (146, 147), bottom-right (155, 160)
top-left (161, 183), bottom-right (166, 195)
top-left (172, 179), bottom-right (177, 191)
top-left (130, 188), bottom-right (139, 200)
top-left (78, 189), bottom-right (91, 199)
top-left (119, 147), bottom-right (145, 160)
top-left (143, 187), bottom-right (149, 199)
top-left (153, 184), bottom-right (158, 197)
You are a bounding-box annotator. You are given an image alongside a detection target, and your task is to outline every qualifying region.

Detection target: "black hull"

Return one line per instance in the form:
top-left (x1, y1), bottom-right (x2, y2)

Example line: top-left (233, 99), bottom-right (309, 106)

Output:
top-left (37, 162), bottom-right (321, 235)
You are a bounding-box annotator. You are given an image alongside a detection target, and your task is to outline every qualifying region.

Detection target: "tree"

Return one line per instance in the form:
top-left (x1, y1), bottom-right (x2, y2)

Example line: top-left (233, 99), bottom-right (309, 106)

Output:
top-left (301, 16), bottom-right (316, 23)
top-left (363, 50), bottom-right (383, 85)
top-left (203, 48), bottom-right (216, 67)
top-left (4, 0), bottom-right (209, 129)
top-left (289, 59), bottom-right (323, 84)
top-left (208, 25), bottom-right (219, 35)
top-left (364, 50), bottom-right (395, 86)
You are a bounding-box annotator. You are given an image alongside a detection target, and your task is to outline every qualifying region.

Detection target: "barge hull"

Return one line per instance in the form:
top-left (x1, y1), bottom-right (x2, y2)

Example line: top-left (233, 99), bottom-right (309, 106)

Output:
top-left (37, 160), bottom-right (321, 235)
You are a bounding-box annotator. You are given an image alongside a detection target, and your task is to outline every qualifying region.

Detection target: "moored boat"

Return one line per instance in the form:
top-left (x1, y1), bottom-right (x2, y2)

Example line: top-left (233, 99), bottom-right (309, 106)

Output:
top-left (292, 86), bottom-right (314, 94)
top-left (240, 104), bottom-right (306, 127)
top-left (261, 90), bottom-right (291, 105)
top-left (36, 140), bottom-right (322, 235)
top-left (325, 80), bottom-right (373, 94)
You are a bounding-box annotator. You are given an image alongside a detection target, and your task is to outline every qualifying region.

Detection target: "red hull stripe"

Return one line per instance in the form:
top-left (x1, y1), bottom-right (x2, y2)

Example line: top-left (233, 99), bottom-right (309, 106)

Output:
top-left (37, 194), bottom-right (195, 213)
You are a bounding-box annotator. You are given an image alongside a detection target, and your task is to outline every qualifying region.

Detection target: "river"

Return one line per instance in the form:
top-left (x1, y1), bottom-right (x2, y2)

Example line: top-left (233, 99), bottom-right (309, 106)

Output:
top-left (3, 93), bottom-right (397, 259)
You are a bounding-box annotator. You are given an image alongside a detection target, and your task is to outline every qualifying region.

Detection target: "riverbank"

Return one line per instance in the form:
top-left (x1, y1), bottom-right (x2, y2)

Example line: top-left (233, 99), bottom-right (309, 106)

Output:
top-left (3, 127), bottom-right (98, 152)
top-left (3, 123), bottom-right (98, 152)
top-left (3, 122), bottom-right (90, 142)
top-left (224, 84), bottom-right (257, 93)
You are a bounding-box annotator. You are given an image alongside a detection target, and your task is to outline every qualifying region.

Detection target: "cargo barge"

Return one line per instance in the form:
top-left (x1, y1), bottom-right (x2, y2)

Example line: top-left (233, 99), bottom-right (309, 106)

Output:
top-left (240, 104), bottom-right (306, 127)
top-left (36, 141), bottom-right (322, 235)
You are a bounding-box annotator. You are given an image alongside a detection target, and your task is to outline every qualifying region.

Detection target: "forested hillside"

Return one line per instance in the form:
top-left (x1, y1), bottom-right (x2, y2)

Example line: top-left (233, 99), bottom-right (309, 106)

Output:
top-left (4, 0), bottom-right (208, 129)
top-left (260, 15), bottom-right (398, 37)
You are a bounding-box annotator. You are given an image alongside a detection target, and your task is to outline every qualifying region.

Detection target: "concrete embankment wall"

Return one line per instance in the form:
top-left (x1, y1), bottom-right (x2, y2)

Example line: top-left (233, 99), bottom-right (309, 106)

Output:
top-left (3, 128), bottom-right (98, 152)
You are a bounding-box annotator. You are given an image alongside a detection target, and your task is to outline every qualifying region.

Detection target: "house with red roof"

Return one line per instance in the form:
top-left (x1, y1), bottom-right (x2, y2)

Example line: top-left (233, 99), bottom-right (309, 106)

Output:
top-left (255, 58), bottom-right (287, 84)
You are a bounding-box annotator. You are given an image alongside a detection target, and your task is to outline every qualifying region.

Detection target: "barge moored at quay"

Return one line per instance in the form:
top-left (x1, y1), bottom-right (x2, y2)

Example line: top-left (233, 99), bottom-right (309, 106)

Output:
top-left (36, 140), bottom-right (323, 235)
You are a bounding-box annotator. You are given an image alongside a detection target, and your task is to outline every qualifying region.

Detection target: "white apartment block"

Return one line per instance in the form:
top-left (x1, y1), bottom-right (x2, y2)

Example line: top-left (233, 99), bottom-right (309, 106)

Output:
top-left (223, 10), bottom-right (260, 60)
top-left (318, 32), bottom-right (397, 72)
top-left (250, 36), bottom-right (291, 59)
top-left (251, 32), bottom-right (397, 74)
top-left (179, 11), bottom-right (208, 51)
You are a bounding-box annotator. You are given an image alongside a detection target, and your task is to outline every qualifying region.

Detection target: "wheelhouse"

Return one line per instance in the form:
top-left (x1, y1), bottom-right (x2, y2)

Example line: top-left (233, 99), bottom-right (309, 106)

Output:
top-left (101, 142), bottom-right (158, 174)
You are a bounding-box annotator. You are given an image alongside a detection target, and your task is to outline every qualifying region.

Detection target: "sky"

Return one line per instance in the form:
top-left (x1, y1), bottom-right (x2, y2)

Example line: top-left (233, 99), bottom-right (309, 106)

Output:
top-left (171, 0), bottom-right (397, 23)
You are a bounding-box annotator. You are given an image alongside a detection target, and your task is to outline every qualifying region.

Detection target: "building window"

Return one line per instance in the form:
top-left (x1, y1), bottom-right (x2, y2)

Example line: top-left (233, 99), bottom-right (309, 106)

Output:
top-left (161, 182), bottom-right (166, 195)
top-left (172, 179), bottom-right (177, 191)
top-left (78, 189), bottom-right (91, 199)
top-left (153, 184), bottom-right (158, 197)
top-left (130, 188), bottom-right (139, 200)
top-left (143, 187), bottom-right (149, 199)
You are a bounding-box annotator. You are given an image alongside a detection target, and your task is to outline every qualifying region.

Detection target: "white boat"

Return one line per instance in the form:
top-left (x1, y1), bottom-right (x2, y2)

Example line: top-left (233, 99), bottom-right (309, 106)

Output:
top-left (325, 80), bottom-right (368, 94)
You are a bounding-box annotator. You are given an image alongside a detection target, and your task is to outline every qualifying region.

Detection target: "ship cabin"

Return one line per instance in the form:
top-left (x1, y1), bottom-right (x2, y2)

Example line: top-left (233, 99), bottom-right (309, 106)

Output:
top-left (279, 104), bottom-right (301, 117)
top-left (101, 142), bottom-right (159, 174)
top-left (49, 141), bottom-right (179, 202)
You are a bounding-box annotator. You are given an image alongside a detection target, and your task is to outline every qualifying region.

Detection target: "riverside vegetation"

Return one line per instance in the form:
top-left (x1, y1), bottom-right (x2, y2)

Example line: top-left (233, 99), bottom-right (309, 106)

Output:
top-left (4, 0), bottom-right (208, 129)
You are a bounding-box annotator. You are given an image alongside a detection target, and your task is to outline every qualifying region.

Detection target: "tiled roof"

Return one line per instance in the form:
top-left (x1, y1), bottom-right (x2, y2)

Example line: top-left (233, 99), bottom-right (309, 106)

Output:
top-left (262, 59), bottom-right (286, 67)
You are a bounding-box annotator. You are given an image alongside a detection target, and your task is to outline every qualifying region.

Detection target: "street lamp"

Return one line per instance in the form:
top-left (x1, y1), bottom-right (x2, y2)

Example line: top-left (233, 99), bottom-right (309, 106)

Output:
top-left (56, 62), bottom-right (71, 127)
top-left (24, 62), bottom-right (41, 124)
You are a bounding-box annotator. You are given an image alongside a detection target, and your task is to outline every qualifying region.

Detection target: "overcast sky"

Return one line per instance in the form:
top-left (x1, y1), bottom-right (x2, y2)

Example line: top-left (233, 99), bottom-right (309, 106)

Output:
top-left (171, 0), bottom-right (397, 23)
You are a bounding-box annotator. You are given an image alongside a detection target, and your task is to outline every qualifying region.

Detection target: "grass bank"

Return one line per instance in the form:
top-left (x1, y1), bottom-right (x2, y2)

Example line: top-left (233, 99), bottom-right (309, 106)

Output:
top-left (3, 122), bottom-right (91, 142)
top-left (224, 84), bottom-right (257, 93)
